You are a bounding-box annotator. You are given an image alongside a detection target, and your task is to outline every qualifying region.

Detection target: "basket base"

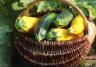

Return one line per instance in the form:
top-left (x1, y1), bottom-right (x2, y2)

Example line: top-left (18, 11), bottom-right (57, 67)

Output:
top-left (12, 50), bottom-right (79, 67)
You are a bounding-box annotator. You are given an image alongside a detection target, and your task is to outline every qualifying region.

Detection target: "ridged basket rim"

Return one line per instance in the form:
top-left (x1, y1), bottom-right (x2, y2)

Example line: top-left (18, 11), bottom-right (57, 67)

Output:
top-left (15, 32), bottom-right (89, 47)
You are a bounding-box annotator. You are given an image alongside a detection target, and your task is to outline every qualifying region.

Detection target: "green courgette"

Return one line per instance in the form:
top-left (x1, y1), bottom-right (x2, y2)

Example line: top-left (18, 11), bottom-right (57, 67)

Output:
top-left (34, 12), bottom-right (57, 42)
top-left (54, 10), bottom-right (73, 27)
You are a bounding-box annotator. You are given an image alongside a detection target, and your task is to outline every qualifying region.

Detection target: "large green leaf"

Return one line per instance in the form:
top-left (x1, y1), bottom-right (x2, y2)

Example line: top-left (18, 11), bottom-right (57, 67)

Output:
top-left (12, 0), bottom-right (35, 11)
top-left (37, 0), bottom-right (59, 13)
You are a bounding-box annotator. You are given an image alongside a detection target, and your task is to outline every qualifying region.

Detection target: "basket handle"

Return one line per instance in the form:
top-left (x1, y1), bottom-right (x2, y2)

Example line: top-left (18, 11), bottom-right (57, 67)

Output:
top-left (21, 0), bottom-right (96, 43)
top-left (21, 0), bottom-right (43, 16)
top-left (85, 21), bottom-right (96, 44)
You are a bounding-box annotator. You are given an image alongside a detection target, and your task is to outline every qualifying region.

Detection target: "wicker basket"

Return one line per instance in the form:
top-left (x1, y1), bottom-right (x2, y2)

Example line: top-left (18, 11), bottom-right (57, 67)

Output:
top-left (15, 0), bottom-right (94, 67)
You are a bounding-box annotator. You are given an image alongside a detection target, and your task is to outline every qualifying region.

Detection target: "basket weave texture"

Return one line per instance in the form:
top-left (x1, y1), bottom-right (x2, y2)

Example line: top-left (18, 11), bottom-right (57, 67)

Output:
top-left (15, 0), bottom-right (91, 67)
top-left (15, 32), bottom-right (90, 67)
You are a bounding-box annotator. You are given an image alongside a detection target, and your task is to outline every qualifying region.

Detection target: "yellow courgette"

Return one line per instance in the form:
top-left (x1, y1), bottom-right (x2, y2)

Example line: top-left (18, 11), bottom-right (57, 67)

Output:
top-left (68, 15), bottom-right (85, 34)
top-left (15, 16), bottom-right (40, 33)
top-left (47, 28), bottom-right (74, 41)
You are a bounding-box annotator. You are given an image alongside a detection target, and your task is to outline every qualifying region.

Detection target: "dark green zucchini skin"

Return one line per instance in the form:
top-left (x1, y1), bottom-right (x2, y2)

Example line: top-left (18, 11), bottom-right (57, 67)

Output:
top-left (34, 12), bottom-right (57, 42)
top-left (54, 10), bottom-right (73, 27)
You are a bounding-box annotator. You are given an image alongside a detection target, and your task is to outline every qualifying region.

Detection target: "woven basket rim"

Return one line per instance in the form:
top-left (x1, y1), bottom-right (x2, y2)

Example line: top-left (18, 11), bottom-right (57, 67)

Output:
top-left (16, 32), bottom-right (89, 46)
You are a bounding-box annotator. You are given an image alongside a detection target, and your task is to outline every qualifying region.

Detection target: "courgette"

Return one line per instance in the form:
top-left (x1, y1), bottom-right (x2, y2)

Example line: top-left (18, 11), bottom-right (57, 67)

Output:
top-left (46, 28), bottom-right (74, 41)
top-left (34, 12), bottom-right (57, 41)
top-left (15, 16), bottom-right (40, 33)
top-left (46, 28), bottom-right (84, 41)
top-left (68, 15), bottom-right (85, 34)
top-left (54, 10), bottom-right (73, 27)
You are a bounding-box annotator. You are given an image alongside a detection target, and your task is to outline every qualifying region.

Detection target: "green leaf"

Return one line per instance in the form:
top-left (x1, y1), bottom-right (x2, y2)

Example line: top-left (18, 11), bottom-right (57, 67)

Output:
top-left (86, 5), bottom-right (96, 20)
top-left (37, 0), bottom-right (59, 13)
top-left (12, 2), bottom-right (25, 10)
top-left (69, 0), bottom-right (96, 19)
top-left (19, 0), bottom-right (35, 7)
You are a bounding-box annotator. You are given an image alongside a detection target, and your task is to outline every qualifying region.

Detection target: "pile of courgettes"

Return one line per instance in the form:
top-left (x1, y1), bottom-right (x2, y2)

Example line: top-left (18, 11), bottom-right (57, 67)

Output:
top-left (15, 1), bottom-right (85, 42)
